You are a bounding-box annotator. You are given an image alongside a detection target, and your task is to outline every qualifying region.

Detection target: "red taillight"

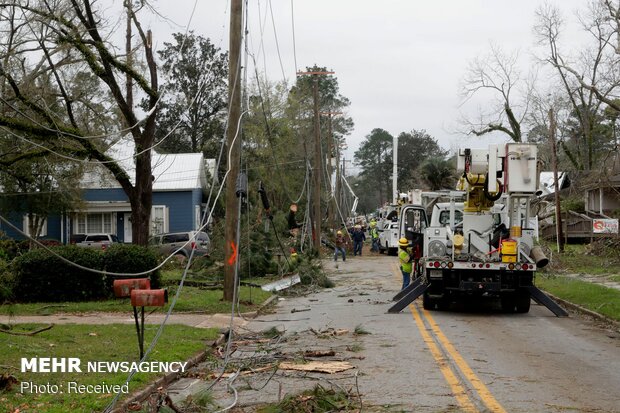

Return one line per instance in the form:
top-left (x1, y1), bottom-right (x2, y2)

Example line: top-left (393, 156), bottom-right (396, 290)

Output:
top-left (433, 261), bottom-right (440, 268)
top-left (101, 244), bottom-right (107, 251)
top-left (522, 263), bottom-right (529, 270)
top-left (485, 263), bottom-right (490, 268)
top-left (191, 241), bottom-right (196, 249)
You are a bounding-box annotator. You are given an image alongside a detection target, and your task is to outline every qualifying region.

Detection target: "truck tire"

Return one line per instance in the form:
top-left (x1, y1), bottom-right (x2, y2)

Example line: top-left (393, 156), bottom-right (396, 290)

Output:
top-left (423, 292), bottom-right (435, 310)
top-left (500, 293), bottom-right (516, 313)
top-left (515, 290), bottom-right (531, 313)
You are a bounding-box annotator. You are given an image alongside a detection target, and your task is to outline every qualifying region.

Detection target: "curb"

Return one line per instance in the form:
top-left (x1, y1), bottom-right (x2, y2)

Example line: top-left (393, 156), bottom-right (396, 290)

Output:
top-left (111, 294), bottom-right (279, 412)
top-left (542, 290), bottom-right (620, 331)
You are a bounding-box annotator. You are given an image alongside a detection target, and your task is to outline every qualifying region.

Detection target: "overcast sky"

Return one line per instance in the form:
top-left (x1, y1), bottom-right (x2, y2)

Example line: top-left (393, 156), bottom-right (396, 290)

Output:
top-left (152, 0), bottom-right (588, 173)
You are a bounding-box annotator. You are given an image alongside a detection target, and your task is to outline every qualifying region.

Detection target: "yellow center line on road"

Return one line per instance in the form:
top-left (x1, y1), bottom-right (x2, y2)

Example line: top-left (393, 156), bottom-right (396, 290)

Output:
top-left (409, 304), bottom-right (479, 413)
top-left (421, 307), bottom-right (508, 413)
top-left (389, 262), bottom-right (477, 412)
top-left (389, 262), bottom-right (507, 412)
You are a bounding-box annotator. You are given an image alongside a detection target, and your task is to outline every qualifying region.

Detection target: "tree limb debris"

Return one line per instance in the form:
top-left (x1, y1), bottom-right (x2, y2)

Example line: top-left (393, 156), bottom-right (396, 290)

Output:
top-left (0, 324), bottom-right (54, 336)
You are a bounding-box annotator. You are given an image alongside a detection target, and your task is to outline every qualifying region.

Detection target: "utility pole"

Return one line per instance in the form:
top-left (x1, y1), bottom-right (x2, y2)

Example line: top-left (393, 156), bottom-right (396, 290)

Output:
top-left (296, 70), bottom-right (334, 252)
top-left (392, 134), bottom-right (398, 204)
top-left (320, 111), bottom-right (342, 231)
top-left (549, 108), bottom-right (564, 253)
top-left (224, 0), bottom-right (243, 301)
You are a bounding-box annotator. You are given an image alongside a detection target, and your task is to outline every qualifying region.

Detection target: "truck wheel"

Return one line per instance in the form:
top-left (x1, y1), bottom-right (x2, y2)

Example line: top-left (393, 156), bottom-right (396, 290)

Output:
top-left (515, 290), bottom-right (531, 313)
top-left (500, 293), bottom-right (516, 313)
top-left (423, 292), bottom-right (435, 310)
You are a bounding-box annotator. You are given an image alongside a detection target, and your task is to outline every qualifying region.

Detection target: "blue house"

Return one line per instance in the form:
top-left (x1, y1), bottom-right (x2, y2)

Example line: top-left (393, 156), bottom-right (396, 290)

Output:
top-left (1, 138), bottom-right (213, 243)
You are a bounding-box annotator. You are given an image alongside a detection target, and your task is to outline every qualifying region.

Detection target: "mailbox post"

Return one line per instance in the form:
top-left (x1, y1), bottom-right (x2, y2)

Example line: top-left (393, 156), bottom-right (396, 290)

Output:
top-left (113, 279), bottom-right (168, 359)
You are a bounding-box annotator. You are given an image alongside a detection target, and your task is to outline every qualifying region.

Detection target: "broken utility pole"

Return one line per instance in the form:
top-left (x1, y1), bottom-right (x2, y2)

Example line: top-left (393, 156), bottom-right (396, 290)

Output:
top-left (296, 71), bottom-right (334, 252)
top-left (320, 111), bottom-right (342, 231)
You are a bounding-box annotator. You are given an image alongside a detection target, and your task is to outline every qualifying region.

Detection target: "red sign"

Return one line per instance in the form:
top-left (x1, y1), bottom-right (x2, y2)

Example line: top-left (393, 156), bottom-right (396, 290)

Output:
top-left (593, 219), bottom-right (619, 234)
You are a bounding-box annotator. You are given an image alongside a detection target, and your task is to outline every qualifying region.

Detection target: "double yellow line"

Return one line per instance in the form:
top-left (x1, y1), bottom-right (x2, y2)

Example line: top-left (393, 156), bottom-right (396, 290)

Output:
top-left (391, 263), bottom-right (507, 413)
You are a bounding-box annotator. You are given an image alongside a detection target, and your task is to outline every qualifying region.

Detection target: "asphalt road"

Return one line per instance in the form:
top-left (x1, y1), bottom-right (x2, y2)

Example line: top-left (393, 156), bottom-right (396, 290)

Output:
top-left (194, 253), bottom-right (620, 412)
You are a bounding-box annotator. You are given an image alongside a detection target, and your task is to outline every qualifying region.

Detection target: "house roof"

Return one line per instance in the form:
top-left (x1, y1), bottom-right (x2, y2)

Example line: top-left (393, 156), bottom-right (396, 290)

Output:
top-left (81, 137), bottom-right (209, 191)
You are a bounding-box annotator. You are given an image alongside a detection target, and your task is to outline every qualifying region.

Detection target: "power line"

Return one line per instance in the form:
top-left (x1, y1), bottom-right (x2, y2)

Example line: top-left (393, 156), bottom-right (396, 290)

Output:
top-left (268, 0), bottom-right (288, 83)
top-left (290, 0), bottom-right (298, 73)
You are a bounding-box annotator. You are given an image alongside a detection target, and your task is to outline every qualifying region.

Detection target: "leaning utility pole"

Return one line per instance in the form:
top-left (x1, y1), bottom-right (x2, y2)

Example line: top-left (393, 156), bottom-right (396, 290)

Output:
top-left (296, 70), bottom-right (334, 252)
top-left (549, 108), bottom-right (564, 253)
top-left (320, 111), bottom-right (342, 231)
top-left (224, 0), bottom-right (243, 301)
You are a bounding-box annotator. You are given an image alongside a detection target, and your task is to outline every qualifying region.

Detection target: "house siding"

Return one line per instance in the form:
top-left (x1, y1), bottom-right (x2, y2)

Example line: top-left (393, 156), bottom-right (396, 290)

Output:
top-left (83, 188), bottom-right (128, 202)
top-left (2, 188), bottom-right (202, 243)
top-left (153, 191), bottom-right (196, 232)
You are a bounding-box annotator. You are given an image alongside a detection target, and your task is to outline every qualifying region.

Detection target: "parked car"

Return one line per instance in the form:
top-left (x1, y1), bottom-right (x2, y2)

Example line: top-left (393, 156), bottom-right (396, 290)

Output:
top-left (69, 233), bottom-right (87, 244)
top-left (76, 234), bottom-right (120, 250)
top-left (149, 231), bottom-right (210, 258)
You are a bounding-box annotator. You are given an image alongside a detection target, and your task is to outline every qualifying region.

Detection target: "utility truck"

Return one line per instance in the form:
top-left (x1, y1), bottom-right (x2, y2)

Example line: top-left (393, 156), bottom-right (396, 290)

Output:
top-left (389, 143), bottom-right (567, 317)
top-left (376, 204), bottom-right (401, 255)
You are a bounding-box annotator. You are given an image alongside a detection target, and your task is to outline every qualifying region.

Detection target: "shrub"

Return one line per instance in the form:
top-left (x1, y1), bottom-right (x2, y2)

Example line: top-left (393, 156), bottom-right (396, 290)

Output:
top-left (104, 244), bottom-right (161, 290)
top-left (0, 258), bottom-right (14, 302)
top-left (0, 239), bottom-right (21, 261)
top-left (561, 198), bottom-right (585, 213)
top-left (12, 246), bottom-right (106, 302)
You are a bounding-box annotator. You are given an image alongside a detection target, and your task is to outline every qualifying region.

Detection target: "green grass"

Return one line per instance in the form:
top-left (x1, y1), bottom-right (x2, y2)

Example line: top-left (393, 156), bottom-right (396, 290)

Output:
top-left (0, 285), bottom-right (272, 316)
top-left (0, 323), bottom-right (218, 413)
top-left (546, 243), bottom-right (620, 276)
top-left (537, 275), bottom-right (620, 322)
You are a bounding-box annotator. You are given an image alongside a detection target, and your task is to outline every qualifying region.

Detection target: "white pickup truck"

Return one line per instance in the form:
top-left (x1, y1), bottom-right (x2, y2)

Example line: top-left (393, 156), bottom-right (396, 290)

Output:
top-left (76, 234), bottom-right (120, 250)
top-left (378, 220), bottom-right (400, 255)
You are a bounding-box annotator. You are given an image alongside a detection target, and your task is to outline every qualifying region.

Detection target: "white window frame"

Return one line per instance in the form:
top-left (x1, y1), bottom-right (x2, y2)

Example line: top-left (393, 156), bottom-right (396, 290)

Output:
top-left (73, 212), bottom-right (116, 234)
top-left (195, 205), bottom-right (201, 230)
top-left (23, 214), bottom-right (47, 237)
top-left (151, 205), bottom-right (169, 235)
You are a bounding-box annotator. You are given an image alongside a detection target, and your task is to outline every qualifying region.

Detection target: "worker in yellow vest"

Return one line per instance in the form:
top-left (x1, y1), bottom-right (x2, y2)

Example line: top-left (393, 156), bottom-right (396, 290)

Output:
top-left (398, 237), bottom-right (413, 290)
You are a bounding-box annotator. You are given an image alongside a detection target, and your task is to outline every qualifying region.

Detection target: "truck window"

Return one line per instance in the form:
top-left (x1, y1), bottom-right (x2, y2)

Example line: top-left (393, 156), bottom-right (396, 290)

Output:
top-left (405, 209), bottom-right (426, 233)
top-left (439, 210), bottom-right (463, 226)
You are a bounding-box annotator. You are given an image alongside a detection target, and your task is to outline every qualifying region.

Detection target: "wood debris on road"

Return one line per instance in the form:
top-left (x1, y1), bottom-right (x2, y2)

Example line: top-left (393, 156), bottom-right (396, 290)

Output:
top-left (279, 361), bottom-right (354, 374)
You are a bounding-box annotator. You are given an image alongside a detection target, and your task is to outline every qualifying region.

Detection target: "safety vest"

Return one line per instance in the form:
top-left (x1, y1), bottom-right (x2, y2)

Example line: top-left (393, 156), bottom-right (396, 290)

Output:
top-left (399, 249), bottom-right (412, 273)
top-left (370, 227), bottom-right (379, 239)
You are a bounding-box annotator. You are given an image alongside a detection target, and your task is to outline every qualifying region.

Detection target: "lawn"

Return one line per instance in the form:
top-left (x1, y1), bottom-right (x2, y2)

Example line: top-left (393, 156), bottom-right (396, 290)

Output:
top-left (0, 323), bottom-right (219, 413)
top-left (536, 275), bottom-right (620, 322)
top-left (545, 242), bottom-right (620, 277)
top-left (0, 284), bottom-right (273, 316)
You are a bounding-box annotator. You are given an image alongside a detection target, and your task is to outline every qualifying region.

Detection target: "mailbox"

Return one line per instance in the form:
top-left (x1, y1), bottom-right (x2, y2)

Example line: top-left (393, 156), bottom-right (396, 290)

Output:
top-left (113, 278), bottom-right (151, 298)
top-left (130, 289), bottom-right (168, 307)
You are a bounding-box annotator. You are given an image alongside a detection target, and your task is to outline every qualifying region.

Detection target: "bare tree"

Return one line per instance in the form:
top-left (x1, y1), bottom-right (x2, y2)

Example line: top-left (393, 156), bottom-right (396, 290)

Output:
top-left (0, 1), bottom-right (159, 245)
top-left (460, 43), bottom-right (535, 142)
top-left (535, 1), bottom-right (620, 170)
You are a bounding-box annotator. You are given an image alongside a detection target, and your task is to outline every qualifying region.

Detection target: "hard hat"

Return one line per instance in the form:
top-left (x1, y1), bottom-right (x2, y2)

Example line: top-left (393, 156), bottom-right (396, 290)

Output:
top-left (369, 221), bottom-right (376, 228)
top-left (337, 230), bottom-right (342, 235)
top-left (398, 237), bottom-right (409, 247)
top-left (355, 224), bottom-right (361, 229)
